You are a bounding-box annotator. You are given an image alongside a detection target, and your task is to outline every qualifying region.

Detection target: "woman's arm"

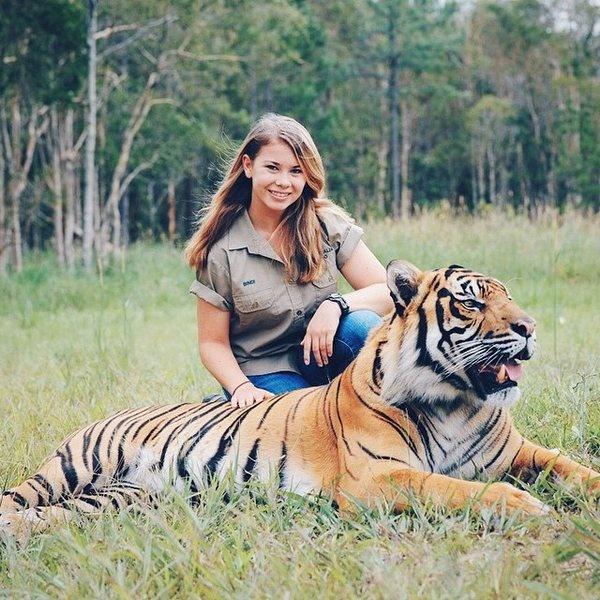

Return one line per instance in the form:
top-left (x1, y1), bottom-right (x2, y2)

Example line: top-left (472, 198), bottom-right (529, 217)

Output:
top-left (301, 240), bottom-right (393, 367)
top-left (196, 299), bottom-right (273, 408)
top-left (339, 240), bottom-right (394, 315)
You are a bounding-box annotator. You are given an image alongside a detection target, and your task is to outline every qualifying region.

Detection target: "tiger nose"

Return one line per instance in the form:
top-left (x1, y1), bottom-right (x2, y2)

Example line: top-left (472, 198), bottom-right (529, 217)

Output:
top-left (511, 316), bottom-right (536, 338)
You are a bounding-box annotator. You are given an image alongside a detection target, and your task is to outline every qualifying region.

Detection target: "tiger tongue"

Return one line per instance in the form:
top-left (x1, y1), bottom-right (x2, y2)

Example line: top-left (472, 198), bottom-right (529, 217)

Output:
top-left (504, 363), bottom-right (523, 382)
top-left (495, 363), bottom-right (523, 384)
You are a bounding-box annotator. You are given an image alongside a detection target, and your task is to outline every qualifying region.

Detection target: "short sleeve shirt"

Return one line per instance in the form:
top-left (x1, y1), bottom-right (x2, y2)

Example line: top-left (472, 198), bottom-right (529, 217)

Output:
top-left (189, 209), bottom-right (363, 376)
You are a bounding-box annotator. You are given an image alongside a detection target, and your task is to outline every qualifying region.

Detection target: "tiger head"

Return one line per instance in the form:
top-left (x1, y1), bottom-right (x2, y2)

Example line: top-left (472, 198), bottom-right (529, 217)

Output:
top-left (381, 260), bottom-right (536, 408)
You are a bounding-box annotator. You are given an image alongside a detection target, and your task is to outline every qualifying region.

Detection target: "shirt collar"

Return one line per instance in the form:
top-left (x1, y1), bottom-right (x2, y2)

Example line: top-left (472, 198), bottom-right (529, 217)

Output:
top-left (228, 210), bottom-right (282, 262)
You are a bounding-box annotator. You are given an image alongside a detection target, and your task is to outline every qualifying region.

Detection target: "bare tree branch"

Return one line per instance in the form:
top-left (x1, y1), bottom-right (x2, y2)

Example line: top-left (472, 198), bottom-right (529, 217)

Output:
top-left (175, 50), bottom-right (248, 63)
top-left (95, 23), bottom-right (141, 41)
top-left (98, 14), bottom-right (178, 59)
top-left (117, 153), bottom-right (158, 200)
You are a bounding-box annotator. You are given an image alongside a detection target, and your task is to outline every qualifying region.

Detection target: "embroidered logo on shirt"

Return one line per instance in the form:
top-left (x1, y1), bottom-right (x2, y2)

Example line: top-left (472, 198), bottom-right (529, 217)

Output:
top-left (243, 279), bottom-right (256, 286)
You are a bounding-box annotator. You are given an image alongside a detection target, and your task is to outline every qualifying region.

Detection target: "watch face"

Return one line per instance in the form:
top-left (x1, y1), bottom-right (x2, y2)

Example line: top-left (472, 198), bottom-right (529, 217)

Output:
top-left (327, 293), bottom-right (348, 315)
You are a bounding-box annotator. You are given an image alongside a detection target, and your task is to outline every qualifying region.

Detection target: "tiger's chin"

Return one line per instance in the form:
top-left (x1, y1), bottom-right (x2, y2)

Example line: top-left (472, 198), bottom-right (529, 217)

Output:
top-left (483, 385), bottom-right (521, 408)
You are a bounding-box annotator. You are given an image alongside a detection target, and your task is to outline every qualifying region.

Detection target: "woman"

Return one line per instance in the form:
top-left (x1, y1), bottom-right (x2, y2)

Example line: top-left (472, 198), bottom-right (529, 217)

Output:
top-left (185, 114), bottom-right (393, 408)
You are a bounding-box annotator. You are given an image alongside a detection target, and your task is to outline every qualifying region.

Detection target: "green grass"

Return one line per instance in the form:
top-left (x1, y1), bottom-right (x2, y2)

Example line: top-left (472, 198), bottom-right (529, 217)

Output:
top-left (1, 210), bottom-right (599, 599)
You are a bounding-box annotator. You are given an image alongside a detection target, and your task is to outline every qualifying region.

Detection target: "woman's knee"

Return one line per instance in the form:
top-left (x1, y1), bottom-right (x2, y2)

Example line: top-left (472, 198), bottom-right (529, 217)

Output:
top-left (248, 372), bottom-right (310, 395)
top-left (335, 310), bottom-right (382, 352)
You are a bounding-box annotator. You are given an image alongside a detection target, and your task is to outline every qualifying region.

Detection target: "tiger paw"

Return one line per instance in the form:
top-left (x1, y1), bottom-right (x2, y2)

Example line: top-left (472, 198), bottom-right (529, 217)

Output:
top-left (482, 482), bottom-right (550, 516)
top-left (0, 512), bottom-right (33, 542)
top-left (555, 469), bottom-right (600, 497)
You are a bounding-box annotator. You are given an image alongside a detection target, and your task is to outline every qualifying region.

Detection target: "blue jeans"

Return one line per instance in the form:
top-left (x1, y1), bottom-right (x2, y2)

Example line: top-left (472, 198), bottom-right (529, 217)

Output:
top-left (246, 310), bottom-right (382, 395)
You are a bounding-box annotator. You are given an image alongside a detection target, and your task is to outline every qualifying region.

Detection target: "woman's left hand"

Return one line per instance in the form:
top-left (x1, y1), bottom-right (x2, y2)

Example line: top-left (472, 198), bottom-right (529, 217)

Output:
top-left (301, 300), bottom-right (342, 368)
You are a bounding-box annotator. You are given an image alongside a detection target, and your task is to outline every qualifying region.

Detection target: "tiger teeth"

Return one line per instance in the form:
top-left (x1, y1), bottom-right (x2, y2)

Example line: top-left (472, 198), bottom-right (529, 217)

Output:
top-left (497, 365), bottom-right (508, 384)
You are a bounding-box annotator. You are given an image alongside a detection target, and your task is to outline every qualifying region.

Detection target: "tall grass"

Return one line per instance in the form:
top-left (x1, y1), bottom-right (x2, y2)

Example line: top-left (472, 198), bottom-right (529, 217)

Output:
top-left (0, 211), bottom-right (599, 599)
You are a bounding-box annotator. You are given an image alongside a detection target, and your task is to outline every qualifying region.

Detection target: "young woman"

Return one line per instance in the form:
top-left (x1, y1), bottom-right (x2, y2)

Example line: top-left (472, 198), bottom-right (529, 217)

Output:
top-left (185, 114), bottom-right (393, 408)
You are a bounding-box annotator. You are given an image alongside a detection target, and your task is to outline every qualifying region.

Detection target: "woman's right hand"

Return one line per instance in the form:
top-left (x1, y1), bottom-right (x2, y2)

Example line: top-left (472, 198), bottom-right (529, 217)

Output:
top-left (231, 382), bottom-right (273, 409)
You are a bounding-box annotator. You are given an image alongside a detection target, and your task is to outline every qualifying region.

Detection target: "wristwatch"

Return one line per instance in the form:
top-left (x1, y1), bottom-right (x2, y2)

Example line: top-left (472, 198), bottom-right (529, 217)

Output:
top-left (325, 293), bottom-right (349, 316)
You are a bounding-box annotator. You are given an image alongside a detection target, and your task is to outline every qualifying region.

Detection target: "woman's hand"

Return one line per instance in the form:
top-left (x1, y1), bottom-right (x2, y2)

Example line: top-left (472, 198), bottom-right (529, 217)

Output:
top-left (301, 299), bottom-right (342, 368)
top-left (230, 381), bottom-right (273, 409)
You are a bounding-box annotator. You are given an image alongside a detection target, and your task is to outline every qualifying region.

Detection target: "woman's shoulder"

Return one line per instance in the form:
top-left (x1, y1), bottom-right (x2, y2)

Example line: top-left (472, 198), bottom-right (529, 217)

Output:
top-left (314, 199), bottom-right (354, 223)
top-left (207, 211), bottom-right (248, 251)
top-left (315, 201), bottom-right (362, 239)
top-left (202, 233), bottom-right (231, 273)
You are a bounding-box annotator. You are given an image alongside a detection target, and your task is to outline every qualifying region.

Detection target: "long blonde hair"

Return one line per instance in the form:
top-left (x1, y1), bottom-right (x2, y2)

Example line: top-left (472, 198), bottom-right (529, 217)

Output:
top-left (185, 113), bottom-right (350, 283)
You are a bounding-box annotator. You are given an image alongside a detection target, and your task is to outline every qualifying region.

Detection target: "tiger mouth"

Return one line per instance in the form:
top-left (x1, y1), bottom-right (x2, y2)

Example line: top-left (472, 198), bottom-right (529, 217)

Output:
top-left (469, 360), bottom-right (523, 396)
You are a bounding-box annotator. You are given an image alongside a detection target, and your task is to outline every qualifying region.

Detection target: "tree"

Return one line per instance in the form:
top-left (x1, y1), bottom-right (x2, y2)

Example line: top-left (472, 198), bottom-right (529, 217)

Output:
top-left (365, 0), bottom-right (462, 218)
top-left (467, 95), bottom-right (515, 206)
top-left (0, 0), bottom-right (85, 273)
top-left (83, 0), bottom-right (98, 271)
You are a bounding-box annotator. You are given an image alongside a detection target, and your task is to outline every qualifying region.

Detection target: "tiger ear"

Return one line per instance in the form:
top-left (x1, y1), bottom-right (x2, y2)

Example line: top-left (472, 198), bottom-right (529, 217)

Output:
top-left (386, 260), bottom-right (422, 316)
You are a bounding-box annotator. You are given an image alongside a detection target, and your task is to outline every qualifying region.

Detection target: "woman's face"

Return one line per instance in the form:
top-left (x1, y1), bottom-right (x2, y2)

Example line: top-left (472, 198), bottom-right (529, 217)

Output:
top-left (242, 139), bottom-right (307, 219)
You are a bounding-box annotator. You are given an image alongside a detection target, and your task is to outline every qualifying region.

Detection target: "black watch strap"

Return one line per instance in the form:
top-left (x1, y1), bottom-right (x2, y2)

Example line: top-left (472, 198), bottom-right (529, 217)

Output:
top-left (325, 293), bottom-right (349, 316)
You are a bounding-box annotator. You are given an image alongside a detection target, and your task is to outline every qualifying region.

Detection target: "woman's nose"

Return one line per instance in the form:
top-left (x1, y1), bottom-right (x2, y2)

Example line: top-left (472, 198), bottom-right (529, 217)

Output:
top-left (276, 172), bottom-right (291, 186)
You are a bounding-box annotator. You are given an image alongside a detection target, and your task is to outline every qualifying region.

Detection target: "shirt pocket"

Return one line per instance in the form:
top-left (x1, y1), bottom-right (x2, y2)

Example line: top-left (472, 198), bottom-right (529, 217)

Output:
top-left (233, 287), bottom-right (278, 329)
top-left (312, 269), bottom-right (336, 289)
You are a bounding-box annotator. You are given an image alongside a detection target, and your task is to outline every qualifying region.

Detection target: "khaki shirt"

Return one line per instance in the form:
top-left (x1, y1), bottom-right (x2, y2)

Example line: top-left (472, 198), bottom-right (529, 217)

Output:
top-left (190, 209), bottom-right (363, 376)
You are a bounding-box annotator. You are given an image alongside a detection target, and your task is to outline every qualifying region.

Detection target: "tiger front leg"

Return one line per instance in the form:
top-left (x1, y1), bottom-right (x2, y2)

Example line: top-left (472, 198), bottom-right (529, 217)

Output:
top-left (335, 468), bottom-right (549, 516)
top-left (510, 439), bottom-right (600, 497)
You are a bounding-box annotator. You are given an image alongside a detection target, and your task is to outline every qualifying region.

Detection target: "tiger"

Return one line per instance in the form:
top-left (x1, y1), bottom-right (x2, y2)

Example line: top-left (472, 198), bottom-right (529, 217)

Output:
top-left (1, 260), bottom-right (599, 539)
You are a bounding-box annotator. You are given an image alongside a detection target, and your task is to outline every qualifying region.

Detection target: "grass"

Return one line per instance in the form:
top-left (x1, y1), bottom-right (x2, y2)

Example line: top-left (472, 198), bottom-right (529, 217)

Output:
top-left (1, 209), bottom-right (599, 599)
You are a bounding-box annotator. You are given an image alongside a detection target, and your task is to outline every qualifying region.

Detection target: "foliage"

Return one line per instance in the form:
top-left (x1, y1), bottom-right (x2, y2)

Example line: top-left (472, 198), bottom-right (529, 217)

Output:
top-left (1, 0), bottom-right (600, 271)
top-left (0, 0), bottom-right (86, 104)
top-left (0, 214), bottom-right (599, 597)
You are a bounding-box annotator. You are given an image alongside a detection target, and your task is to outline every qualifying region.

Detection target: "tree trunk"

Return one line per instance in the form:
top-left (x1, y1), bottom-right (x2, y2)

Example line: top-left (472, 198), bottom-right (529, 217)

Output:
top-left (486, 140), bottom-right (497, 206)
top-left (516, 142), bottom-right (530, 214)
top-left (50, 108), bottom-right (66, 267)
top-left (84, 0), bottom-right (99, 272)
top-left (568, 84), bottom-right (582, 206)
top-left (524, 90), bottom-right (551, 207)
top-left (167, 179), bottom-right (176, 241)
top-left (9, 180), bottom-right (23, 272)
top-left (388, 14), bottom-right (400, 218)
top-left (375, 137), bottom-right (389, 215)
top-left (4, 100), bottom-right (48, 272)
top-left (400, 97), bottom-right (412, 220)
top-left (389, 64), bottom-right (400, 217)
top-left (121, 192), bottom-right (129, 249)
top-left (63, 108), bottom-right (77, 271)
top-left (0, 143), bottom-right (6, 276)
top-left (470, 146), bottom-right (478, 210)
top-left (474, 136), bottom-right (485, 206)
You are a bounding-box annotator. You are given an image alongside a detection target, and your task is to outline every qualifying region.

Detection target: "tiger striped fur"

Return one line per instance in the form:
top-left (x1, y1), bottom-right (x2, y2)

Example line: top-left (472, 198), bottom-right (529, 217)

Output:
top-left (1, 260), bottom-right (598, 538)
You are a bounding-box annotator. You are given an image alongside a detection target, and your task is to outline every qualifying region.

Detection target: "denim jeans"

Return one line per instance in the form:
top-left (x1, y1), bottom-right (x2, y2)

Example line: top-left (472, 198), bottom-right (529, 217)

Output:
top-left (246, 309), bottom-right (382, 395)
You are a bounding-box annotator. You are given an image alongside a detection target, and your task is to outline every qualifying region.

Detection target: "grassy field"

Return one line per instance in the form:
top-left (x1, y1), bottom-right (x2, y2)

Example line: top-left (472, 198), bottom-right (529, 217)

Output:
top-left (0, 210), bottom-right (599, 599)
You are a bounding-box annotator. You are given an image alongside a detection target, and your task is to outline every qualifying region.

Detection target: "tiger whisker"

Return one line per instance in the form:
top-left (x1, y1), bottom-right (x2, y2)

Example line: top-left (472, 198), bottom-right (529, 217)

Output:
top-left (439, 343), bottom-right (513, 378)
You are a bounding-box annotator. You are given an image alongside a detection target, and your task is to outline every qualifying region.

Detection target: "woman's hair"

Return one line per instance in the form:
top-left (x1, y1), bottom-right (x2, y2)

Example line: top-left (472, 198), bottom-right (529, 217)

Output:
top-left (184, 113), bottom-right (350, 283)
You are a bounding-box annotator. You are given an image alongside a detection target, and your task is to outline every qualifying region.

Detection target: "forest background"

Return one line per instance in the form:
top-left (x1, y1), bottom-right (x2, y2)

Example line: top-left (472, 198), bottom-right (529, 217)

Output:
top-left (1, 0), bottom-right (599, 275)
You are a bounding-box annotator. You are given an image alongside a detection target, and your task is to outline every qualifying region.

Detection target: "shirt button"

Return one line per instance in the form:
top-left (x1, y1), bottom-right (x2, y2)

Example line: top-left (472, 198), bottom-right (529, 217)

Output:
top-left (296, 310), bottom-right (302, 316)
